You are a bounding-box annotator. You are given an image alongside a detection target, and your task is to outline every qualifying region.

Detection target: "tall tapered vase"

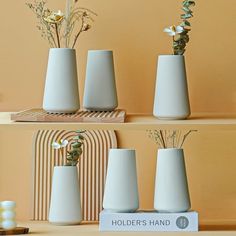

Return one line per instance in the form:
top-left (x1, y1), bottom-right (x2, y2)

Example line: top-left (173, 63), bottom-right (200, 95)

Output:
top-left (153, 55), bottom-right (190, 120)
top-left (103, 149), bottom-right (139, 213)
top-left (83, 50), bottom-right (118, 111)
top-left (49, 166), bottom-right (82, 225)
top-left (154, 148), bottom-right (191, 213)
top-left (43, 48), bottom-right (80, 114)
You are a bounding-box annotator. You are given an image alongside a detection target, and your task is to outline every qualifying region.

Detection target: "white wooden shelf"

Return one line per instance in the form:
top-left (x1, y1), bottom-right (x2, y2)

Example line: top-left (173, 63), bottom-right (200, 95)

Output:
top-left (1, 112), bottom-right (236, 131)
top-left (16, 221), bottom-right (236, 235)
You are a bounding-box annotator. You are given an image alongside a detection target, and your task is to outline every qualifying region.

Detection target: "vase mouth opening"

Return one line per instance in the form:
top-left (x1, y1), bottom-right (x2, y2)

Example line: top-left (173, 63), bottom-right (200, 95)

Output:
top-left (88, 49), bottom-right (113, 53)
top-left (109, 148), bottom-right (135, 152)
top-left (158, 148), bottom-right (183, 151)
top-left (158, 54), bottom-right (184, 57)
top-left (53, 165), bottom-right (77, 168)
top-left (49, 48), bottom-right (75, 51)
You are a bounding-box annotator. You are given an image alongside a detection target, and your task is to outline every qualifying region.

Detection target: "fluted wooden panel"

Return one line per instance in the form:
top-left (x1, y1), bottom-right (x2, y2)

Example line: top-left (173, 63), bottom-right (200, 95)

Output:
top-left (31, 130), bottom-right (117, 221)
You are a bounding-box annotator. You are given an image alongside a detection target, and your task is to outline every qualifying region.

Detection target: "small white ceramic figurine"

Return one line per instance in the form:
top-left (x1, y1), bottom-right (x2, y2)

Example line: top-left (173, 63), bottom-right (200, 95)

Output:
top-left (0, 201), bottom-right (17, 230)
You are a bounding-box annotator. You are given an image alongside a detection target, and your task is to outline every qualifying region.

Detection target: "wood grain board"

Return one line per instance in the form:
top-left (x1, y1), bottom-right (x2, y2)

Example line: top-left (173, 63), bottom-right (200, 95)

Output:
top-left (31, 130), bottom-right (117, 222)
top-left (0, 227), bottom-right (29, 235)
top-left (11, 109), bottom-right (126, 123)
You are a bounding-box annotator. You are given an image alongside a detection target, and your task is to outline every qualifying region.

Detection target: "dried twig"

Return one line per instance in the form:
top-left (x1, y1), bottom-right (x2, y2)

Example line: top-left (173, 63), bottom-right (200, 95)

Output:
top-left (148, 129), bottom-right (197, 149)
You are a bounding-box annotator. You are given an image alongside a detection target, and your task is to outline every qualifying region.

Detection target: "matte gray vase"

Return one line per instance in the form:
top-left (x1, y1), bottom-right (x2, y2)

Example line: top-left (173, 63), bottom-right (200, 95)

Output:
top-left (103, 149), bottom-right (139, 213)
top-left (154, 148), bottom-right (191, 213)
top-left (43, 48), bottom-right (80, 114)
top-left (49, 166), bottom-right (82, 225)
top-left (153, 55), bottom-right (190, 120)
top-left (83, 50), bottom-right (118, 111)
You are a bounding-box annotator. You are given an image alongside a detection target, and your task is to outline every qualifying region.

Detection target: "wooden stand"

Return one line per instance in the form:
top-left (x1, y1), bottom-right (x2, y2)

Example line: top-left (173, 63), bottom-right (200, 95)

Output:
top-left (0, 227), bottom-right (29, 235)
top-left (11, 109), bottom-right (126, 123)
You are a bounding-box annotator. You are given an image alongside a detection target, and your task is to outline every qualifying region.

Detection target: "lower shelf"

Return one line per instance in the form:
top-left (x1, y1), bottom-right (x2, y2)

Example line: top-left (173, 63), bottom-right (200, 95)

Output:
top-left (16, 221), bottom-right (236, 235)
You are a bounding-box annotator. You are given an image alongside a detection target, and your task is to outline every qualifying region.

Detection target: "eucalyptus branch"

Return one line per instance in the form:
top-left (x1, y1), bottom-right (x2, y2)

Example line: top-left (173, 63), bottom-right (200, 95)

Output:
top-left (164, 0), bottom-right (195, 55)
top-left (66, 130), bottom-right (86, 166)
top-left (52, 130), bottom-right (86, 167)
top-left (174, 0), bottom-right (195, 55)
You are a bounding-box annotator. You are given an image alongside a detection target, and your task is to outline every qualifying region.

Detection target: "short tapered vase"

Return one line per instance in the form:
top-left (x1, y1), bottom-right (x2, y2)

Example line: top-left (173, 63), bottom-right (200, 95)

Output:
top-left (83, 50), bottom-right (118, 111)
top-left (153, 55), bottom-right (190, 120)
top-left (43, 48), bottom-right (80, 114)
top-left (49, 166), bottom-right (82, 225)
top-left (154, 148), bottom-right (191, 213)
top-left (103, 149), bottom-right (139, 213)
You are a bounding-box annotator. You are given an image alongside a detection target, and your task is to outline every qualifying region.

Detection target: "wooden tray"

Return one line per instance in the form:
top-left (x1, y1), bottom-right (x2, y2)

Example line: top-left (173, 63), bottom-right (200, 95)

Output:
top-left (0, 227), bottom-right (29, 235)
top-left (11, 109), bottom-right (126, 123)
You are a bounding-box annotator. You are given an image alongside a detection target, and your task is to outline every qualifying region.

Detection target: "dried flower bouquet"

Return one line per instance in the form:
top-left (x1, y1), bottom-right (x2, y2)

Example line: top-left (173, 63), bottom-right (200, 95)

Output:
top-left (26, 0), bottom-right (97, 48)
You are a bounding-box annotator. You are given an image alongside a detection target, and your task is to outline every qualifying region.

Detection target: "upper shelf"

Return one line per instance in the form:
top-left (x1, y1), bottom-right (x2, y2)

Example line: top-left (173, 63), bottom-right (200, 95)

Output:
top-left (1, 112), bottom-right (236, 131)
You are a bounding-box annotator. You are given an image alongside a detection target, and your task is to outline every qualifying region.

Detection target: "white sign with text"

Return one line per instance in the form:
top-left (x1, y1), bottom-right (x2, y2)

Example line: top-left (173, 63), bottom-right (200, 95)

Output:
top-left (99, 210), bottom-right (198, 232)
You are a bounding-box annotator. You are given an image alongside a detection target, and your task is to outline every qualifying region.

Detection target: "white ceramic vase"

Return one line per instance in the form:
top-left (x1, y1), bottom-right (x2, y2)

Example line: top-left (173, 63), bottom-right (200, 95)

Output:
top-left (154, 148), bottom-right (191, 213)
top-left (49, 166), bottom-right (82, 225)
top-left (153, 55), bottom-right (190, 120)
top-left (43, 48), bottom-right (80, 114)
top-left (103, 149), bottom-right (139, 213)
top-left (83, 50), bottom-right (118, 111)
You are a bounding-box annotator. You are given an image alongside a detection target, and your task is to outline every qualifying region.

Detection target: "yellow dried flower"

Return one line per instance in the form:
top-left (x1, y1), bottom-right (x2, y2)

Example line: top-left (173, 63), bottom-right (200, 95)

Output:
top-left (83, 24), bottom-right (91, 31)
top-left (44, 10), bottom-right (64, 24)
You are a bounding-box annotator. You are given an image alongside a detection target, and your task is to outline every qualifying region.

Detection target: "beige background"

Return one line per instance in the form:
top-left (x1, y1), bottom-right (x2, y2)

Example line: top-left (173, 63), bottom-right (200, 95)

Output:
top-left (1, 0), bottom-right (236, 225)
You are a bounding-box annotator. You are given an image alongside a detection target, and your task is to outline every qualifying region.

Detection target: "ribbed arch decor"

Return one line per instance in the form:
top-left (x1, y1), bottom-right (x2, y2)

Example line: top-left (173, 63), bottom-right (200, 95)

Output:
top-left (31, 130), bottom-right (117, 221)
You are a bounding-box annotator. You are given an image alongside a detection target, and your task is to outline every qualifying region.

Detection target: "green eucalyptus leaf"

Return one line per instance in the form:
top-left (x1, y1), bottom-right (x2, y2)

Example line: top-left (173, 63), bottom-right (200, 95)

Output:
top-left (67, 156), bottom-right (73, 161)
top-left (77, 135), bottom-right (84, 140)
top-left (181, 13), bottom-right (193, 19)
top-left (72, 143), bottom-right (80, 148)
top-left (183, 1), bottom-right (195, 8)
top-left (183, 20), bottom-right (191, 27)
top-left (182, 7), bottom-right (193, 14)
top-left (188, 1), bottom-right (195, 7)
top-left (75, 130), bottom-right (86, 134)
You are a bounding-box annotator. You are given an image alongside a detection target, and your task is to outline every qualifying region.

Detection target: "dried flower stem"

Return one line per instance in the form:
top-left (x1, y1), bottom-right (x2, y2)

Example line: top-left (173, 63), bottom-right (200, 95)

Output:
top-left (55, 24), bottom-right (61, 48)
top-left (59, 148), bottom-right (63, 163)
top-left (72, 17), bottom-right (84, 49)
top-left (148, 130), bottom-right (197, 149)
top-left (179, 130), bottom-right (197, 148)
top-left (27, 0), bottom-right (96, 48)
top-left (159, 130), bottom-right (166, 149)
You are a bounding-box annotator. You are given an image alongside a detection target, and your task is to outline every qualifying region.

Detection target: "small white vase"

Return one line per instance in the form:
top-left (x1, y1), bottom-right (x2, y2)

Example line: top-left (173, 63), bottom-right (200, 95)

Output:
top-left (83, 50), bottom-right (118, 111)
top-left (103, 149), bottom-right (139, 213)
top-left (153, 55), bottom-right (190, 120)
top-left (49, 166), bottom-right (82, 225)
top-left (154, 148), bottom-right (191, 213)
top-left (43, 48), bottom-right (80, 114)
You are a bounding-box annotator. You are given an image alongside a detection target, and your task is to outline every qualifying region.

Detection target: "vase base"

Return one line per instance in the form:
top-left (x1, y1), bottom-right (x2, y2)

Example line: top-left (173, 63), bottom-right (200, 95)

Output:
top-left (84, 107), bottom-right (117, 112)
top-left (44, 109), bottom-right (79, 114)
top-left (49, 221), bottom-right (82, 226)
top-left (155, 209), bottom-right (189, 213)
top-left (103, 209), bottom-right (138, 213)
top-left (154, 115), bottom-right (190, 120)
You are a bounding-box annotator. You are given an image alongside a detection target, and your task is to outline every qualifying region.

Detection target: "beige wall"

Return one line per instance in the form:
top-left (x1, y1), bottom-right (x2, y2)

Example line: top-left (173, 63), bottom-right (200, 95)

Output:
top-left (1, 0), bottom-right (236, 113)
top-left (1, 0), bottom-right (236, 225)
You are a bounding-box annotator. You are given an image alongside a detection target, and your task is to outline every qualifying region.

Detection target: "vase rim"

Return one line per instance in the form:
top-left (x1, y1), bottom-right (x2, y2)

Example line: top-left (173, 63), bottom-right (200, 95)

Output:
top-left (49, 48), bottom-right (75, 51)
top-left (88, 49), bottom-right (113, 53)
top-left (110, 148), bottom-right (135, 152)
top-left (53, 165), bottom-right (77, 169)
top-left (158, 54), bottom-right (184, 57)
top-left (158, 148), bottom-right (183, 151)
